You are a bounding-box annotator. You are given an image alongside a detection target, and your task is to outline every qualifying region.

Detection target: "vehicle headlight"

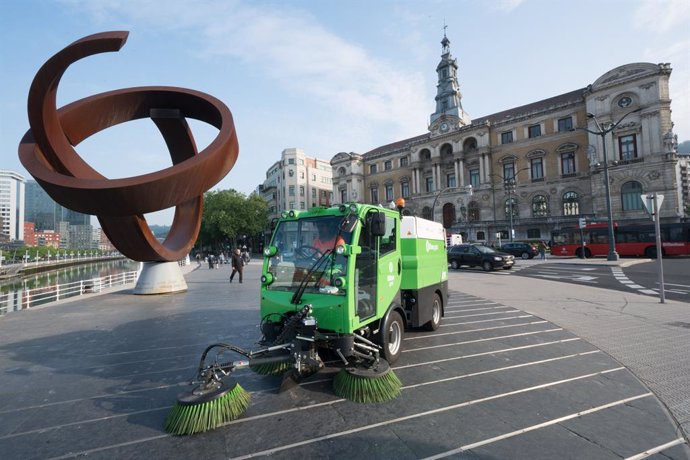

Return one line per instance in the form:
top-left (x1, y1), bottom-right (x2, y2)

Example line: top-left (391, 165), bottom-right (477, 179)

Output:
top-left (335, 245), bottom-right (346, 255)
top-left (494, 256), bottom-right (502, 261)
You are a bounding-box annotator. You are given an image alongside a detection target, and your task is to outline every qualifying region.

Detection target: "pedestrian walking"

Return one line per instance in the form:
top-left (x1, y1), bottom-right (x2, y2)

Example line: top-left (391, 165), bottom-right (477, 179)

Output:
top-left (229, 248), bottom-right (244, 283)
top-left (538, 242), bottom-right (546, 260)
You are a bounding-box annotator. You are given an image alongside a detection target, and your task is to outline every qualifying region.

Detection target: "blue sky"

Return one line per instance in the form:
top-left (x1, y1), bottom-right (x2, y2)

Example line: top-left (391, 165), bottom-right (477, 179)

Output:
top-left (2, 0), bottom-right (689, 226)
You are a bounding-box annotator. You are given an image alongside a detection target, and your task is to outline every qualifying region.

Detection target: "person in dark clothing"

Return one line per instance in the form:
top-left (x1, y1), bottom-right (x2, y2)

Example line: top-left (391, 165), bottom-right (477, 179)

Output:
top-left (229, 248), bottom-right (243, 283)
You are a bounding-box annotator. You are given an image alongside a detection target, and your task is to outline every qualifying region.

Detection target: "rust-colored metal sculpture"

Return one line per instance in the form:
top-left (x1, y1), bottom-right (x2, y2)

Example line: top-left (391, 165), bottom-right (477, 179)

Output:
top-left (18, 31), bottom-right (239, 262)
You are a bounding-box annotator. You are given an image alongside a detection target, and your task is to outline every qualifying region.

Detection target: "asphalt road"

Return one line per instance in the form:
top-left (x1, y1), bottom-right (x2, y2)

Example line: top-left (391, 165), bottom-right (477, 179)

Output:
top-left (451, 257), bottom-right (690, 303)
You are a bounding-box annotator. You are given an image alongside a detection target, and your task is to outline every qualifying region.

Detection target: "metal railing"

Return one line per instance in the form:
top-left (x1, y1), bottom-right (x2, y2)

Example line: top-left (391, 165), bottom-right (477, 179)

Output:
top-left (0, 270), bottom-right (139, 316)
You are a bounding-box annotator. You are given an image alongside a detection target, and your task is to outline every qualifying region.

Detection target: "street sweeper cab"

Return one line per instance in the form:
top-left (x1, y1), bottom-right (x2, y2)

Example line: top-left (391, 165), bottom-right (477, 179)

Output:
top-left (165, 200), bottom-right (449, 435)
top-left (258, 201), bottom-right (448, 371)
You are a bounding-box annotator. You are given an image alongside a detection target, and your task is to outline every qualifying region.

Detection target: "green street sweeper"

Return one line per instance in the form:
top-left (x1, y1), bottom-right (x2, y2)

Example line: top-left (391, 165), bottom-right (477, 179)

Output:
top-left (165, 200), bottom-right (449, 435)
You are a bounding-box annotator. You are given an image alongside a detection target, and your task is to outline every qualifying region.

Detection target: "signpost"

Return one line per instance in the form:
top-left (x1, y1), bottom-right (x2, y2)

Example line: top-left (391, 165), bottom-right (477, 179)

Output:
top-left (642, 193), bottom-right (665, 303)
top-left (578, 218), bottom-right (586, 258)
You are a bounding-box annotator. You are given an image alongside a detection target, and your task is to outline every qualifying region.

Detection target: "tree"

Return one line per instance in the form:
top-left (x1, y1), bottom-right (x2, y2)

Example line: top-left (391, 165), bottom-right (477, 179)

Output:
top-left (677, 140), bottom-right (690, 154)
top-left (197, 189), bottom-right (268, 253)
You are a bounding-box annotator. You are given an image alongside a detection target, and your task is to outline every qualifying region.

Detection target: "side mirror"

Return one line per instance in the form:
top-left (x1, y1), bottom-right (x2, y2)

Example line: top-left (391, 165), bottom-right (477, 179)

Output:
top-left (370, 212), bottom-right (386, 237)
top-left (269, 218), bottom-right (279, 232)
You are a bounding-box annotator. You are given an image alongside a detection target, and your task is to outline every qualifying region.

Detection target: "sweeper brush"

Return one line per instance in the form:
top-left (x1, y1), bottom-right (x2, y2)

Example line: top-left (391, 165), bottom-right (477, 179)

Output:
top-left (165, 378), bottom-right (250, 436)
top-left (333, 359), bottom-right (402, 403)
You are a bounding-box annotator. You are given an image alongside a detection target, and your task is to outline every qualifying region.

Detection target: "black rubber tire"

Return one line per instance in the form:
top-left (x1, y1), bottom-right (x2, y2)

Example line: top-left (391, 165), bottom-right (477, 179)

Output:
top-left (521, 252), bottom-right (530, 259)
top-left (576, 248), bottom-right (587, 259)
top-left (482, 261), bottom-right (493, 272)
top-left (645, 246), bottom-right (657, 258)
top-left (423, 293), bottom-right (442, 331)
top-left (585, 248), bottom-right (592, 258)
top-left (379, 310), bottom-right (404, 364)
top-left (450, 260), bottom-right (459, 270)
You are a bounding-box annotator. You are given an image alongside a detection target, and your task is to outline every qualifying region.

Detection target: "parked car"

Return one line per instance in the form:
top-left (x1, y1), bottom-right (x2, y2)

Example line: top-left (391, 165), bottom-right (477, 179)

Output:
top-left (499, 241), bottom-right (538, 259)
top-left (447, 243), bottom-right (515, 271)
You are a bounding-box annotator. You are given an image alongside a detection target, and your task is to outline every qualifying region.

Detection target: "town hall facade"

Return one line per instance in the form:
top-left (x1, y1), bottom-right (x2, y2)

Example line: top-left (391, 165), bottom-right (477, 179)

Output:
top-left (331, 33), bottom-right (687, 244)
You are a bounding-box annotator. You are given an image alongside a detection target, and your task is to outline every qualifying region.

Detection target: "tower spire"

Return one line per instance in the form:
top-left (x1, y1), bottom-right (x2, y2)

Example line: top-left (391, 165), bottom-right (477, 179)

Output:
top-left (429, 28), bottom-right (470, 131)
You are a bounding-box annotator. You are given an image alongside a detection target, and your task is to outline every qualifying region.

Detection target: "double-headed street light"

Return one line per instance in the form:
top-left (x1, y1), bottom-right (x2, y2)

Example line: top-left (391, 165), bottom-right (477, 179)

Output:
top-left (574, 107), bottom-right (641, 261)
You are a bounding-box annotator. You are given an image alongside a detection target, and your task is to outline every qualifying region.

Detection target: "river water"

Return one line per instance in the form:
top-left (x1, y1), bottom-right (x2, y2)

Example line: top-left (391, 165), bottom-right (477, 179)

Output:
top-left (0, 259), bottom-right (140, 316)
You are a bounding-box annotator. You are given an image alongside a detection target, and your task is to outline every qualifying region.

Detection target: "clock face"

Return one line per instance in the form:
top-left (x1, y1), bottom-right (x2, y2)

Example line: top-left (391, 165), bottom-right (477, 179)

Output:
top-left (440, 122), bottom-right (448, 132)
top-left (618, 96), bottom-right (632, 108)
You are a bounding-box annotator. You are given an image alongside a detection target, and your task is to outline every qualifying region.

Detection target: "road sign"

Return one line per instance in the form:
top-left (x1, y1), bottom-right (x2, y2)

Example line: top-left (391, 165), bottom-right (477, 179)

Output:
top-left (578, 218), bottom-right (586, 228)
top-left (642, 193), bottom-right (664, 219)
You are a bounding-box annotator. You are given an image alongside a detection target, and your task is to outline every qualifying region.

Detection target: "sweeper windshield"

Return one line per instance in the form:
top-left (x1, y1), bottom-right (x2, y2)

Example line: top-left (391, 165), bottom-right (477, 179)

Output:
top-left (265, 216), bottom-right (352, 293)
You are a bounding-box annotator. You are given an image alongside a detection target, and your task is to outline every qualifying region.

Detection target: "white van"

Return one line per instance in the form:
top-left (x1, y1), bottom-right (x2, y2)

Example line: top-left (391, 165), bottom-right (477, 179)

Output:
top-left (445, 233), bottom-right (463, 247)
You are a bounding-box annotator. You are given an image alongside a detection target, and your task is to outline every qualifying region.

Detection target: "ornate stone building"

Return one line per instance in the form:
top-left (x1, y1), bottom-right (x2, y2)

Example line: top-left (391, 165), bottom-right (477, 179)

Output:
top-left (331, 33), bottom-right (686, 243)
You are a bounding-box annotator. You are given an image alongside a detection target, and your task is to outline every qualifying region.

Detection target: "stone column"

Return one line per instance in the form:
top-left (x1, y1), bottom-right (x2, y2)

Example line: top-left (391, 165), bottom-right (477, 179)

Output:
top-left (458, 160), bottom-right (465, 187)
top-left (479, 154), bottom-right (485, 183)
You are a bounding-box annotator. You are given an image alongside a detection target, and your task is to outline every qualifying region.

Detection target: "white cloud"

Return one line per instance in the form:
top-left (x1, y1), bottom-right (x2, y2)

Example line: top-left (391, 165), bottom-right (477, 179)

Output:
top-left (490, 0), bottom-right (526, 13)
top-left (633, 0), bottom-right (690, 33)
top-left (66, 0), bottom-right (428, 145)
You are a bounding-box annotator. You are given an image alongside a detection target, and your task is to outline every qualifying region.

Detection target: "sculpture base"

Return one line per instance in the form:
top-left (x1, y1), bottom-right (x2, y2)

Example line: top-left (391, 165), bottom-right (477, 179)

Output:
top-left (134, 261), bottom-right (188, 295)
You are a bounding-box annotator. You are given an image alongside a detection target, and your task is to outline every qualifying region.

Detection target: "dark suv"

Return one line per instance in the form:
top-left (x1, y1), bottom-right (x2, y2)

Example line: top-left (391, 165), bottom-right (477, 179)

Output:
top-left (499, 242), bottom-right (538, 259)
top-left (447, 244), bottom-right (515, 271)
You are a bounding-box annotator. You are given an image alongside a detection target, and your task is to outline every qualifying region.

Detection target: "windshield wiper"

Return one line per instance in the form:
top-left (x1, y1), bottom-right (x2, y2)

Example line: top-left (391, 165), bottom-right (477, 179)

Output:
top-left (290, 250), bottom-right (332, 305)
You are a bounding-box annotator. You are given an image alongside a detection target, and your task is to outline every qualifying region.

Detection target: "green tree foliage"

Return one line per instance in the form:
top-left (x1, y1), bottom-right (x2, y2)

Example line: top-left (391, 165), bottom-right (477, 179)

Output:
top-left (197, 189), bottom-right (268, 252)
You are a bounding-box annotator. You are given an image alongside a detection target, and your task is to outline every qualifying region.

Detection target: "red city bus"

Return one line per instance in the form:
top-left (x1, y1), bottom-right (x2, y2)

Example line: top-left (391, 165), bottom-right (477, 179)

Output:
top-left (550, 222), bottom-right (690, 258)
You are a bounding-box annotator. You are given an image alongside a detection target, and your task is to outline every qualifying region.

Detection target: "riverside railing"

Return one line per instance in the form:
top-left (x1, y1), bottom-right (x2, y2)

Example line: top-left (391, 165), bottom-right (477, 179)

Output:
top-left (0, 270), bottom-right (140, 316)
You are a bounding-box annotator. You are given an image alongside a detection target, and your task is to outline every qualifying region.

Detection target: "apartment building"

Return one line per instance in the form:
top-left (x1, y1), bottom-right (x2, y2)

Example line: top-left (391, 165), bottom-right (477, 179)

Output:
top-left (261, 148), bottom-right (333, 221)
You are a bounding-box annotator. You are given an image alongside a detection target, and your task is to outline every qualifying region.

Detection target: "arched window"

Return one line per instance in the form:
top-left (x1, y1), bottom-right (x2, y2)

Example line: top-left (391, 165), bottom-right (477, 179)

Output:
top-left (422, 206), bottom-right (432, 220)
top-left (370, 187), bottom-right (379, 204)
top-left (532, 195), bottom-right (548, 217)
top-left (562, 191), bottom-right (579, 216)
top-left (505, 197), bottom-right (518, 218)
top-left (440, 143), bottom-right (453, 157)
top-left (621, 181), bottom-right (644, 210)
top-left (467, 201), bottom-right (480, 222)
top-left (463, 138), bottom-right (477, 152)
top-left (400, 180), bottom-right (410, 198)
top-left (420, 149), bottom-right (432, 161)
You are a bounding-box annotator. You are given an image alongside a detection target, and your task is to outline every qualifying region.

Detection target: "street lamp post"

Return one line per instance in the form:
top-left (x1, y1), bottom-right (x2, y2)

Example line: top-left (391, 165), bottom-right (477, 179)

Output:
top-left (575, 108), bottom-right (641, 261)
top-left (505, 179), bottom-right (517, 242)
top-left (490, 167), bottom-right (529, 243)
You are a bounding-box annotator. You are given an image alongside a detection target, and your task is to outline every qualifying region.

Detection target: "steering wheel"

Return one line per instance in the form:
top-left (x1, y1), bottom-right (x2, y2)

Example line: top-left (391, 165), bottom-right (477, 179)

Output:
top-left (295, 245), bottom-right (321, 261)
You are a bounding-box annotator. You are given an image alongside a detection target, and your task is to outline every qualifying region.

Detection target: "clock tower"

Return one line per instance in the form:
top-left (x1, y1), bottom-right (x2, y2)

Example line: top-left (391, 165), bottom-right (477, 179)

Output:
top-left (429, 30), bottom-right (470, 134)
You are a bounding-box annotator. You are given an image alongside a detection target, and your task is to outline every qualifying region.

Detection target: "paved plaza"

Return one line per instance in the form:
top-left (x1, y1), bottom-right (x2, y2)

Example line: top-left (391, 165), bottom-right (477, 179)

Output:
top-left (0, 260), bottom-right (688, 459)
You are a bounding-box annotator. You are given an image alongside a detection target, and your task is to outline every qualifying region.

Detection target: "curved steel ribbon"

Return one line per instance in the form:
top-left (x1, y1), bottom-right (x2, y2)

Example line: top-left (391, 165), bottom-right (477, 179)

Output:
top-left (18, 31), bottom-right (239, 262)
